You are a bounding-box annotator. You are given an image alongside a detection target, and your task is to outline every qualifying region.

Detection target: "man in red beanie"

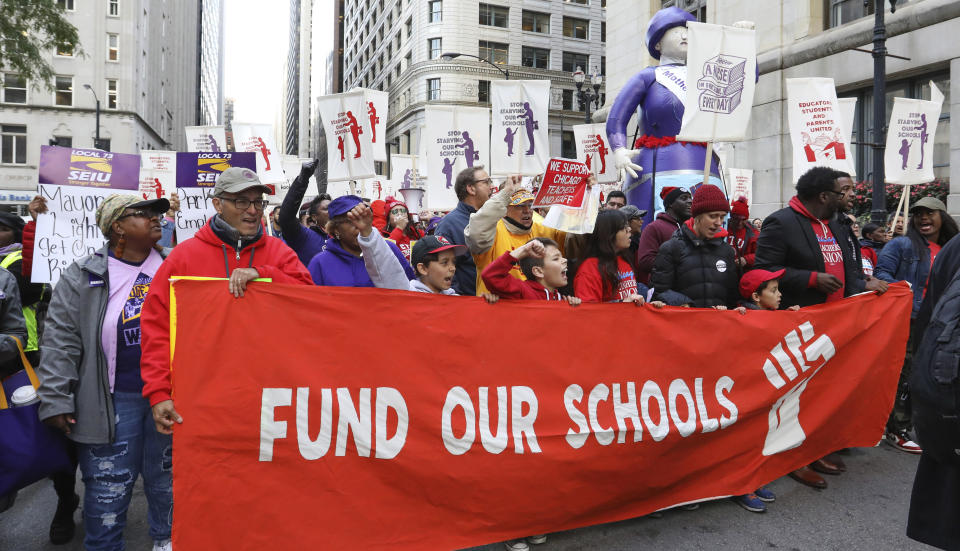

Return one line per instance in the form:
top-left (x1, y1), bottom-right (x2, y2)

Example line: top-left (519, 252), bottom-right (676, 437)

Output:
top-left (726, 196), bottom-right (757, 270)
top-left (635, 186), bottom-right (692, 284)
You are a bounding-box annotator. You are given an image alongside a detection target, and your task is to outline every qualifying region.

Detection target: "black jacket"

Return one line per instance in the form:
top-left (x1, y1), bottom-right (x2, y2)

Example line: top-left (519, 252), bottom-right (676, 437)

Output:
top-left (755, 204), bottom-right (865, 308)
top-left (651, 225), bottom-right (739, 308)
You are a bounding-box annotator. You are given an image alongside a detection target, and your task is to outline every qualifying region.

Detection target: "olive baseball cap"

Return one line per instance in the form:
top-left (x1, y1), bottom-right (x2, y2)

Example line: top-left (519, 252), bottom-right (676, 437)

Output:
top-left (96, 194), bottom-right (170, 237)
top-left (214, 167), bottom-right (272, 195)
top-left (909, 196), bottom-right (947, 214)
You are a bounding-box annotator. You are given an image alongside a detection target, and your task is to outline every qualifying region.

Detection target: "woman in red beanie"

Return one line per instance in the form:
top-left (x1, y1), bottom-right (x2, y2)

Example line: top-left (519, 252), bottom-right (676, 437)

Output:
top-left (383, 197), bottom-right (424, 262)
top-left (726, 196), bottom-right (758, 270)
top-left (650, 185), bottom-right (742, 309)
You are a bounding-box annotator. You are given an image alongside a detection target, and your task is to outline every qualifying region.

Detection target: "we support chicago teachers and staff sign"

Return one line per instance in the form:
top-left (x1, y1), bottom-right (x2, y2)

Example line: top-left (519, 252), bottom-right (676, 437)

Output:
top-left (169, 281), bottom-right (912, 550)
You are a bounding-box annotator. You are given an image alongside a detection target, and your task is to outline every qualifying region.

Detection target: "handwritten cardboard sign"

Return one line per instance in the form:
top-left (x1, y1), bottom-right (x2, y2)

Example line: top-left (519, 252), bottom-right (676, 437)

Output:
top-left (533, 158), bottom-right (589, 208)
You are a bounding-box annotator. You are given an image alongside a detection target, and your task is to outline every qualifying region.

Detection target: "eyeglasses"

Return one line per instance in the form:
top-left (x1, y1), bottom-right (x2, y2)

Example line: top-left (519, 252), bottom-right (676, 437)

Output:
top-left (117, 210), bottom-right (162, 221)
top-left (219, 196), bottom-right (268, 211)
top-left (473, 178), bottom-right (492, 185)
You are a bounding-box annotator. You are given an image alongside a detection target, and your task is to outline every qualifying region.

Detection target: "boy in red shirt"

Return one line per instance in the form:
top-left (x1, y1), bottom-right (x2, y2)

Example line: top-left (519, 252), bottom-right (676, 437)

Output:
top-left (481, 238), bottom-right (579, 305)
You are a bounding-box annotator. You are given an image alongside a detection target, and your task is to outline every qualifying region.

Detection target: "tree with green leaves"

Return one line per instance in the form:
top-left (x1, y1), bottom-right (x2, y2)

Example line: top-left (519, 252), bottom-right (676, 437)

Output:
top-left (0, 0), bottom-right (81, 90)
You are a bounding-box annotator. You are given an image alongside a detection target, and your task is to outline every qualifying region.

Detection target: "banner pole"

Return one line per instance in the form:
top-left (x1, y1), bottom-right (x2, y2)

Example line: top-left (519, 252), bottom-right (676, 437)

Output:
top-left (901, 184), bottom-right (910, 235)
top-left (890, 184), bottom-right (906, 236)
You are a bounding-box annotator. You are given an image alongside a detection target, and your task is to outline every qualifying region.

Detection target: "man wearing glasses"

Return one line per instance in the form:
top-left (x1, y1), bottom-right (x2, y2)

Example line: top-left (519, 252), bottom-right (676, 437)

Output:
top-left (435, 166), bottom-right (494, 296)
top-left (139, 167), bottom-right (313, 436)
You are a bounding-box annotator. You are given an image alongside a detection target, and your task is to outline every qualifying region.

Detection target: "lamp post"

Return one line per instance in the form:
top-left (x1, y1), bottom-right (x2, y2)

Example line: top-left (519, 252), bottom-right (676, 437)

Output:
top-left (82, 84), bottom-right (104, 150)
top-left (869, 0), bottom-right (899, 226)
top-left (440, 52), bottom-right (509, 80)
top-left (572, 66), bottom-right (603, 124)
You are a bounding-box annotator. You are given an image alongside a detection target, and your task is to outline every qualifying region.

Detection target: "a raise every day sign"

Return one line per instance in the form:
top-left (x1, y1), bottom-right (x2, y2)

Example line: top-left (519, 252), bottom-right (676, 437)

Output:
top-left (32, 146), bottom-right (140, 284)
top-left (174, 152), bottom-right (257, 242)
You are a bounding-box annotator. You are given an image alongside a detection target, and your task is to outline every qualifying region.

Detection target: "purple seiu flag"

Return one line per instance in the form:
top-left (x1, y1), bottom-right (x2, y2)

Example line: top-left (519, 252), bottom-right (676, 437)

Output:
top-left (38, 145), bottom-right (140, 190)
top-left (174, 152), bottom-right (258, 242)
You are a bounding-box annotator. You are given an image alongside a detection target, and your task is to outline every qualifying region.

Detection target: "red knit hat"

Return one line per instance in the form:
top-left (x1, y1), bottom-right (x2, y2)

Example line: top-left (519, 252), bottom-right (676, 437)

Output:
top-left (384, 197), bottom-right (408, 215)
top-left (730, 196), bottom-right (749, 218)
top-left (691, 185), bottom-right (730, 217)
top-left (659, 186), bottom-right (689, 207)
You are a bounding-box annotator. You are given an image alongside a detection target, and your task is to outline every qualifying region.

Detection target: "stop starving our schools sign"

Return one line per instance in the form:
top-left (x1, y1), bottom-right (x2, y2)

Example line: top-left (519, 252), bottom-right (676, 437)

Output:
top-left (168, 280), bottom-right (911, 550)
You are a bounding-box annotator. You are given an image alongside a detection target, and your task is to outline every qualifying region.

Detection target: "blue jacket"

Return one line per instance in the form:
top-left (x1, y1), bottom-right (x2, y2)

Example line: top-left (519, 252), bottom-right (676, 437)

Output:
top-left (158, 217), bottom-right (175, 248)
top-left (876, 235), bottom-right (932, 317)
top-left (286, 225), bottom-right (327, 267)
top-left (435, 201), bottom-right (477, 296)
top-left (308, 238), bottom-right (414, 287)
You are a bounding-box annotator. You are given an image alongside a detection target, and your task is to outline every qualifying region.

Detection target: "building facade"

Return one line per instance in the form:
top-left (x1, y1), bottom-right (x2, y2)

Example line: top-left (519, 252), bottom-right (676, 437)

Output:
top-left (0, 0), bottom-right (208, 208)
top-left (606, 0), bottom-right (959, 219)
top-left (340, 0), bottom-right (607, 174)
top-left (198, 0), bottom-right (225, 126)
top-left (285, 0), bottom-right (313, 157)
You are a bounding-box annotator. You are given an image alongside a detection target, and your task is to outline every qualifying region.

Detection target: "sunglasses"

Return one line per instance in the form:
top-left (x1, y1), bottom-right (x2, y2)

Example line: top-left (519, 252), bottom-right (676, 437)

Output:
top-left (117, 209), bottom-right (162, 221)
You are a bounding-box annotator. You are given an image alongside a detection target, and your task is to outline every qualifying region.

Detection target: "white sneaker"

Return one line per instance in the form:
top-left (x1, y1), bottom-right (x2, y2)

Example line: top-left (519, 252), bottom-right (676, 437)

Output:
top-left (152, 540), bottom-right (172, 551)
top-left (504, 540), bottom-right (530, 551)
top-left (527, 534), bottom-right (547, 545)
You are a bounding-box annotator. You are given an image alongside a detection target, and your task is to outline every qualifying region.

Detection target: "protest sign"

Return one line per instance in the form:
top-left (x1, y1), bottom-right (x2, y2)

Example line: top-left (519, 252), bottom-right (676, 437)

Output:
top-left (490, 80), bottom-right (550, 176)
top-left (232, 123), bottom-right (286, 193)
top-left (32, 146), bottom-right (140, 284)
top-left (787, 78), bottom-right (856, 183)
top-left (533, 158), bottom-right (589, 208)
top-left (677, 22), bottom-right (757, 143)
top-left (170, 280), bottom-right (910, 550)
top-left (390, 154), bottom-right (425, 194)
top-left (422, 105), bottom-right (491, 210)
top-left (355, 88), bottom-right (389, 162)
top-left (884, 81), bottom-right (944, 185)
top-left (174, 152), bottom-right (257, 242)
top-left (315, 90), bottom-right (377, 182)
top-left (573, 124), bottom-right (617, 183)
top-left (184, 126), bottom-right (228, 153)
top-left (726, 168), bottom-right (753, 207)
top-left (138, 150), bottom-right (176, 200)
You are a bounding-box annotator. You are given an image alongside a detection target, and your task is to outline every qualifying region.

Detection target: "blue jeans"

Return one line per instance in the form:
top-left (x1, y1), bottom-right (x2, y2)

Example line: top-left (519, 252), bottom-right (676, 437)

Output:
top-left (77, 391), bottom-right (172, 551)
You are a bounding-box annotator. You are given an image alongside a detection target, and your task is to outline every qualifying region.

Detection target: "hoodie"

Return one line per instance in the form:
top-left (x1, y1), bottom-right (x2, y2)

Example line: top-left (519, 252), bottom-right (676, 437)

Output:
top-left (140, 216), bottom-right (313, 406)
top-left (308, 236), bottom-right (414, 287)
top-left (357, 230), bottom-right (456, 295)
top-left (481, 251), bottom-right (565, 300)
top-left (859, 237), bottom-right (885, 277)
top-left (788, 197), bottom-right (845, 302)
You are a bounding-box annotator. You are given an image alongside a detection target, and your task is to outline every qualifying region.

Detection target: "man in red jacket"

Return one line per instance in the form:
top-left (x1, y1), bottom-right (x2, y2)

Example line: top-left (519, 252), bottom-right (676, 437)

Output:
top-left (141, 167), bottom-right (313, 434)
top-left (635, 186), bottom-right (692, 284)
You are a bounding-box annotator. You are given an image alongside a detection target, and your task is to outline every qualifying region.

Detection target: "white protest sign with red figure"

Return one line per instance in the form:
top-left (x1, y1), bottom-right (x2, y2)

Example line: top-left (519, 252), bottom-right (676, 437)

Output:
top-left (837, 97), bottom-right (858, 166)
top-left (354, 88), bottom-right (389, 162)
top-left (677, 22), bottom-right (757, 142)
top-left (138, 150), bottom-right (176, 200)
top-left (232, 123), bottom-right (287, 193)
top-left (573, 124), bottom-right (617, 184)
top-left (726, 168), bottom-right (753, 208)
top-left (787, 78), bottom-right (856, 183)
top-left (316, 90), bottom-right (377, 183)
top-left (490, 80), bottom-right (550, 177)
top-left (184, 126), bottom-right (228, 153)
top-left (884, 81), bottom-right (944, 185)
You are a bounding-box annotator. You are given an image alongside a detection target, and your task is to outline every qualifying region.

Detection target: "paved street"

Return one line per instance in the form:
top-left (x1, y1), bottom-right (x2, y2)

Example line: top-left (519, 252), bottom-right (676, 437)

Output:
top-left (0, 444), bottom-right (935, 550)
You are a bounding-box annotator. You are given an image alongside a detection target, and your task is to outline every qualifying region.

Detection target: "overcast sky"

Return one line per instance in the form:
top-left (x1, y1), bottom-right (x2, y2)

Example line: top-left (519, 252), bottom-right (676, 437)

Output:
top-left (223, 0), bottom-right (290, 126)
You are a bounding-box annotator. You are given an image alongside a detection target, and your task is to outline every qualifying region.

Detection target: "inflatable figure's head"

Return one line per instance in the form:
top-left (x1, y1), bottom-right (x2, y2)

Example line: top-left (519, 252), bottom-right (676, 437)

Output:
top-left (646, 7), bottom-right (697, 61)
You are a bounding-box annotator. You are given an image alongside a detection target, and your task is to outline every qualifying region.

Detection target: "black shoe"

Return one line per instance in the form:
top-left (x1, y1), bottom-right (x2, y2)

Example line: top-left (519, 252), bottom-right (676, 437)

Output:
top-left (49, 492), bottom-right (79, 545)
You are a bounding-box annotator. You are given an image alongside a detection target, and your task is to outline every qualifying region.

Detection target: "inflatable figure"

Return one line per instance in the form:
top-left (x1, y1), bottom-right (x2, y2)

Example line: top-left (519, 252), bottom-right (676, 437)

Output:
top-left (606, 7), bottom-right (734, 224)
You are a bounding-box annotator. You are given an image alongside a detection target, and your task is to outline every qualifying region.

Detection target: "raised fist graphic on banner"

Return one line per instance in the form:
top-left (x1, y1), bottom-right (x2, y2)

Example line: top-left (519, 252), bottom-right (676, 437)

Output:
top-left (761, 321), bottom-right (836, 456)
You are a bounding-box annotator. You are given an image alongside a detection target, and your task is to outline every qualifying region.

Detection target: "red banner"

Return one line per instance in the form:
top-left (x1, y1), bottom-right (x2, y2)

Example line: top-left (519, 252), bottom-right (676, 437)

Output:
top-left (533, 158), bottom-right (588, 208)
top-left (169, 281), bottom-right (911, 550)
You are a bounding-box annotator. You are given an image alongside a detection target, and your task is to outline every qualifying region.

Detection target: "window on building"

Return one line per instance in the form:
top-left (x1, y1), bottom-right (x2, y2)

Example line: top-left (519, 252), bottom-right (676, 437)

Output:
top-left (405, 51), bottom-right (412, 70)
top-left (107, 34), bottom-right (119, 62)
top-left (106, 79), bottom-right (118, 109)
top-left (405, 17), bottom-right (412, 39)
top-left (427, 78), bottom-right (440, 101)
top-left (55, 75), bottom-right (73, 106)
top-left (56, 42), bottom-right (74, 56)
top-left (478, 80), bottom-right (490, 103)
top-left (1, 74), bottom-right (27, 104)
top-left (661, 0), bottom-right (707, 21)
top-left (521, 46), bottom-right (550, 69)
top-left (563, 17), bottom-right (589, 39)
top-left (562, 51), bottom-right (589, 73)
top-left (846, 72), bottom-right (951, 185)
top-left (109, 0), bottom-right (119, 16)
top-left (522, 10), bottom-right (550, 33)
top-left (562, 89), bottom-right (574, 110)
top-left (826, 0), bottom-right (907, 28)
top-left (51, 136), bottom-right (72, 147)
top-left (428, 1), bottom-right (442, 23)
top-left (428, 37), bottom-right (442, 60)
top-left (97, 139), bottom-right (111, 152)
top-left (479, 3), bottom-right (509, 28)
top-left (1, 125), bottom-right (27, 165)
top-left (601, 56), bottom-right (606, 75)
top-left (478, 41), bottom-right (509, 65)
top-left (57, 0), bottom-right (74, 10)
top-left (601, 22), bottom-right (606, 42)
top-left (561, 130), bottom-right (576, 159)
top-left (564, 0), bottom-right (588, 4)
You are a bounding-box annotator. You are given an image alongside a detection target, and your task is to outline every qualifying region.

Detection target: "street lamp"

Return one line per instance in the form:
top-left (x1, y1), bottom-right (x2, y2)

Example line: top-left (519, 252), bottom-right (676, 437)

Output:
top-left (440, 52), bottom-right (509, 79)
top-left (82, 84), bottom-right (104, 150)
top-left (868, 0), bottom-right (900, 226)
top-left (573, 66), bottom-right (603, 124)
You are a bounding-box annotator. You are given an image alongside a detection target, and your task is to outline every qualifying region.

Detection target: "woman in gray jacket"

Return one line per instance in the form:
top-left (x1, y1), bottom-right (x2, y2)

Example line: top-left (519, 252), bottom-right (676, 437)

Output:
top-left (37, 195), bottom-right (173, 551)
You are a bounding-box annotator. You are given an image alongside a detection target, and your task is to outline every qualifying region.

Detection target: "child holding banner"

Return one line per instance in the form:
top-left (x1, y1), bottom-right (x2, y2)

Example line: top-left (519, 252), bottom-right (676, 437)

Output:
top-left (573, 209), bottom-right (653, 305)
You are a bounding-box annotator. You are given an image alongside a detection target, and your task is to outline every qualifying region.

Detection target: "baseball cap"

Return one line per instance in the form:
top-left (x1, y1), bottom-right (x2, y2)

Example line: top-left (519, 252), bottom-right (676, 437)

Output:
top-left (214, 167), bottom-right (272, 196)
top-left (909, 197), bottom-right (947, 214)
top-left (411, 235), bottom-right (467, 267)
top-left (619, 205), bottom-right (647, 220)
top-left (96, 194), bottom-right (171, 237)
top-left (509, 189), bottom-right (535, 206)
top-left (739, 269), bottom-right (786, 299)
top-left (327, 195), bottom-right (364, 219)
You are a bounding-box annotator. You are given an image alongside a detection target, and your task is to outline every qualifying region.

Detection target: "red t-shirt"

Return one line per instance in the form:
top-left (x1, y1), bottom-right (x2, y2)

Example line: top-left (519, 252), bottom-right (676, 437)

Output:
top-left (574, 257), bottom-right (639, 303)
top-left (924, 242), bottom-right (942, 297)
top-left (810, 220), bottom-right (845, 302)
